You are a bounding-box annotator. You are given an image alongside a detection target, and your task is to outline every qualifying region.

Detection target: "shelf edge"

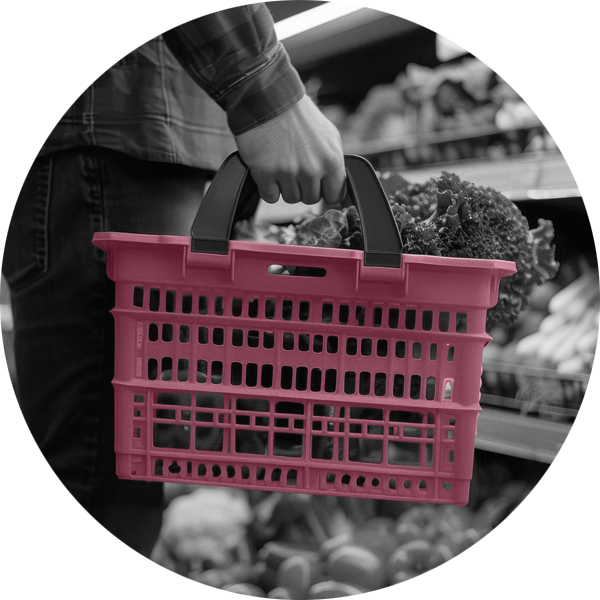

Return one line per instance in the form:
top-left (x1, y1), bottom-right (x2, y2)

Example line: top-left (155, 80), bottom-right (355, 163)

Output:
top-left (475, 407), bottom-right (572, 464)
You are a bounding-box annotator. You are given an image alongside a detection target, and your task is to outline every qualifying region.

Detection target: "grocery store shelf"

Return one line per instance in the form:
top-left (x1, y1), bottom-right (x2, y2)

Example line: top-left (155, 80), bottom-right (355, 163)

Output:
top-left (382, 149), bottom-right (579, 202)
top-left (475, 406), bottom-right (572, 463)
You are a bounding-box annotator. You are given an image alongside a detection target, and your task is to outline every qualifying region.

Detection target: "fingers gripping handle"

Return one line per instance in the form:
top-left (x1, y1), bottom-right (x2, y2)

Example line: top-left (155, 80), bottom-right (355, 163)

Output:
top-left (190, 151), bottom-right (402, 268)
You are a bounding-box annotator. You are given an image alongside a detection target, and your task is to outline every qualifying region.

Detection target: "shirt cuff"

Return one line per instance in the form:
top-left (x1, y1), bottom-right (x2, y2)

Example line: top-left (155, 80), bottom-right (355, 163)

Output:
top-left (218, 42), bottom-right (306, 136)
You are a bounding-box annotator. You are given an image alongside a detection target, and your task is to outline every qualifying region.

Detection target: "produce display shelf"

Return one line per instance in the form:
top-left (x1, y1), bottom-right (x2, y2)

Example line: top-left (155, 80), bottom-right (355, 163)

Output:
top-left (475, 405), bottom-right (571, 463)
top-left (385, 150), bottom-right (579, 202)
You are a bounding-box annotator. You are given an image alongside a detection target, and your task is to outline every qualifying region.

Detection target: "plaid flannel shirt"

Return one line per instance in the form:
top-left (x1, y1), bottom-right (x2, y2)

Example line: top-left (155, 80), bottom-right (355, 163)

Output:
top-left (41, 4), bottom-right (305, 172)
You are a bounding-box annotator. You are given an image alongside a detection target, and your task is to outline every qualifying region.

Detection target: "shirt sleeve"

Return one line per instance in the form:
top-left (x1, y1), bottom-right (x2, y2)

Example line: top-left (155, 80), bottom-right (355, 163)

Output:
top-left (162, 3), bottom-right (306, 135)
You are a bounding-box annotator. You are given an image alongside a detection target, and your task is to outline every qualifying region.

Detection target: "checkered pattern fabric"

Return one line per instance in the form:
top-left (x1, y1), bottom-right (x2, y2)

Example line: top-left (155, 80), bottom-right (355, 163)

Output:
top-left (41, 4), bottom-right (305, 172)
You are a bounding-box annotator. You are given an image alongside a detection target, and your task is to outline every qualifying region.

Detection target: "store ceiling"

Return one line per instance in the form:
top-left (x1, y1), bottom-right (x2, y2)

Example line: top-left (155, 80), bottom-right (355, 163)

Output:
top-left (267, 1), bottom-right (421, 70)
top-left (267, 1), bottom-right (327, 22)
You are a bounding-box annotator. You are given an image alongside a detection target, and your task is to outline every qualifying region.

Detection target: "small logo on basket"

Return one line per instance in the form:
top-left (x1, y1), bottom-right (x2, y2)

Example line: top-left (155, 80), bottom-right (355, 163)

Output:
top-left (136, 357), bottom-right (143, 378)
top-left (136, 322), bottom-right (143, 349)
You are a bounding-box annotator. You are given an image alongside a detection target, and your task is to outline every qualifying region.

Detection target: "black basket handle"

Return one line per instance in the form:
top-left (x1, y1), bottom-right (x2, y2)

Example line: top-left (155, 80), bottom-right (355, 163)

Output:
top-left (190, 151), bottom-right (402, 268)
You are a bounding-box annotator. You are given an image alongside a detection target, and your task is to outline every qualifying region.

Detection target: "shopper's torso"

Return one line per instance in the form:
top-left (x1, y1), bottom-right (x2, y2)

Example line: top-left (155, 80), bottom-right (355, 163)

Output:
top-left (0, 0), bottom-right (235, 169)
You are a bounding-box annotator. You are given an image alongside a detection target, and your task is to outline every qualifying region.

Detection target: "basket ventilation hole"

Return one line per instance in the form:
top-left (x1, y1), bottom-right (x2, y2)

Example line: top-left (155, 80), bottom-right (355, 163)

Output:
top-left (361, 339), bottom-right (372, 356)
top-left (346, 338), bottom-right (357, 356)
top-left (168, 461), bottom-right (181, 474)
top-left (356, 306), bottom-right (365, 326)
top-left (232, 298), bottom-right (242, 317)
top-left (373, 307), bottom-right (382, 327)
top-left (149, 288), bottom-right (160, 312)
top-left (198, 327), bottom-right (208, 344)
top-left (422, 310), bottom-right (433, 330)
top-left (182, 294), bottom-right (192, 314)
top-left (166, 290), bottom-right (176, 313)
top-left (430, 344), bottom-right (438, 360)
top-left (249, 298), bottom-right (259, 318)
top-left (443, 481), bottom-right (453, 491)
top-left (410, 375), bottom-right (421, 399)
top-left (377, 339), bottom-right (388, 357)
top-left (322, 303), bottom-right (333, 324)
top-left (199, 296), bottom-right (208, 315)
top-left (282, 300), bottom-right (293, 321)
top-left (179, 325), bottom-right (190, 343)
top-left (299, 334), bottom-right (310, 352)
top-left (439, 311), bottom-right (450, 331)
top-left (133, 286), bottom-right (144, 307)
top-left (339, 305), bottom-right (349, 324)
top-left (265, 299), bottom-right (276, 319)
top-left (287, 469), bottom-right (298, 485)
top-left (393, 374), bottom-right (404, 398)
top-left (268, 265), bottom-right (326, 277)
top-left (213, 328), bottom-right (224, 345)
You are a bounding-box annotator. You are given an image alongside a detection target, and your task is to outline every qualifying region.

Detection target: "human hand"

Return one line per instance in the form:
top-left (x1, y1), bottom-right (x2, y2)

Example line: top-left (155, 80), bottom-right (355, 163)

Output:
top-left (235, 94), bottom-right (346, 205)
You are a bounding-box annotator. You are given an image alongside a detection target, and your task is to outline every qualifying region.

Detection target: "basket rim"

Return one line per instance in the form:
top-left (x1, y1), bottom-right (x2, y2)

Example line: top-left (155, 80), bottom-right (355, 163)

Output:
top-left (93, 231), bottom-right (516, 274)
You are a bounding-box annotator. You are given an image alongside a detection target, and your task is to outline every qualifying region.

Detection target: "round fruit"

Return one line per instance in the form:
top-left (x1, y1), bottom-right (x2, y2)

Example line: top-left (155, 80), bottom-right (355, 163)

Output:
top-left (326, 545), bottom-right (386, 591)
top-left (307, 581), bottom-right (368, 599)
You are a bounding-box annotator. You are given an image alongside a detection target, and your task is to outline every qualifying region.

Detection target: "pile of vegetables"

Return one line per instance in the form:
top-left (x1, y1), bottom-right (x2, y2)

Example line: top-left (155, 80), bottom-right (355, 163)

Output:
top-left (515, 268), bottom-right (599, 375)
top-left (128, 487), bottom-right (497, 600)
top-left (481, 266), bottom-right (598, 422)
top-left (151, 472), bottom-right (534, 596)
top-left (249, 170), bottom-right (559, 329)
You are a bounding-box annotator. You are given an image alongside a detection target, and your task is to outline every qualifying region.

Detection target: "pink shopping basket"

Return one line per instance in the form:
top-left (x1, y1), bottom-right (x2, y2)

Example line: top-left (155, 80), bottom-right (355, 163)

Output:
top-left (93, 152), bottom-right (515, 505)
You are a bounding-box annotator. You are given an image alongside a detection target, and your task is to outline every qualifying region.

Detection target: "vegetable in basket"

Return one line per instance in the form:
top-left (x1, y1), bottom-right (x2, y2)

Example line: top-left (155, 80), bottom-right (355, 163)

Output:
top-left (262, 171), bottom-right (560, 329)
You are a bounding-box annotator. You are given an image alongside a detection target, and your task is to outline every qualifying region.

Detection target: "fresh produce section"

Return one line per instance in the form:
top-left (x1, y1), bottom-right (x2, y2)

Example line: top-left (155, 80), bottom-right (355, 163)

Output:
top-left (320, 57), bottom-right (553, 170)
top-left (481, 265), bottom-right (597, 423)
top-left (151, 456), bottom-right (538, 596)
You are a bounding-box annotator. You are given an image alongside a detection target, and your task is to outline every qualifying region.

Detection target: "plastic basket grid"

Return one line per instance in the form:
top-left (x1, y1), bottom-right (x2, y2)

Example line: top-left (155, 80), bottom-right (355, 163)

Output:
top-left (94, 232), bottom-right (514, 505)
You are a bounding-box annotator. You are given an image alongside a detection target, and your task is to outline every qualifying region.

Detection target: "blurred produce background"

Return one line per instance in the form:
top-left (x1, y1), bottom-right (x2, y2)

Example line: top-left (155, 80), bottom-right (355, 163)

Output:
top-left (321, 57), bottom-right (551, 168)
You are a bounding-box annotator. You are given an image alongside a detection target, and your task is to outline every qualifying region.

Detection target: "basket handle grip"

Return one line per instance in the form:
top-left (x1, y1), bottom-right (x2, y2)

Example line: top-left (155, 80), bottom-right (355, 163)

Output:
top-left (190, 151), bottom-right (402, 268)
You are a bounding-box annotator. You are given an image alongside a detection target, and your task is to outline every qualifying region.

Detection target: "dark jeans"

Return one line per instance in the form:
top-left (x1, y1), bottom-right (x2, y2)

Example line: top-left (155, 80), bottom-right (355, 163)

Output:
top-left (3, 146), bottom-right (210, 557)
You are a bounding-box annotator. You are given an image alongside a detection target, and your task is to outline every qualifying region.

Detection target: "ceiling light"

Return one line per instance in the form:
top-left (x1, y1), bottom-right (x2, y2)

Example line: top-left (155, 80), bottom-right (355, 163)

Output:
top-left (275, 0), bottom-right (386, 40)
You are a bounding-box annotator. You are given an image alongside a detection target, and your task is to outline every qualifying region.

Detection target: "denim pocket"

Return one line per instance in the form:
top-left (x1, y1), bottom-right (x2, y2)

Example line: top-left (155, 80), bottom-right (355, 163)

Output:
top-left (2, 155), bottom-right (52, 290)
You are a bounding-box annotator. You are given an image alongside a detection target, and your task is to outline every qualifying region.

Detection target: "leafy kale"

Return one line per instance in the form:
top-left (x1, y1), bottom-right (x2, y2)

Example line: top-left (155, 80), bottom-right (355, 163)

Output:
top-left (289, 171), bottom-right (559, 329)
